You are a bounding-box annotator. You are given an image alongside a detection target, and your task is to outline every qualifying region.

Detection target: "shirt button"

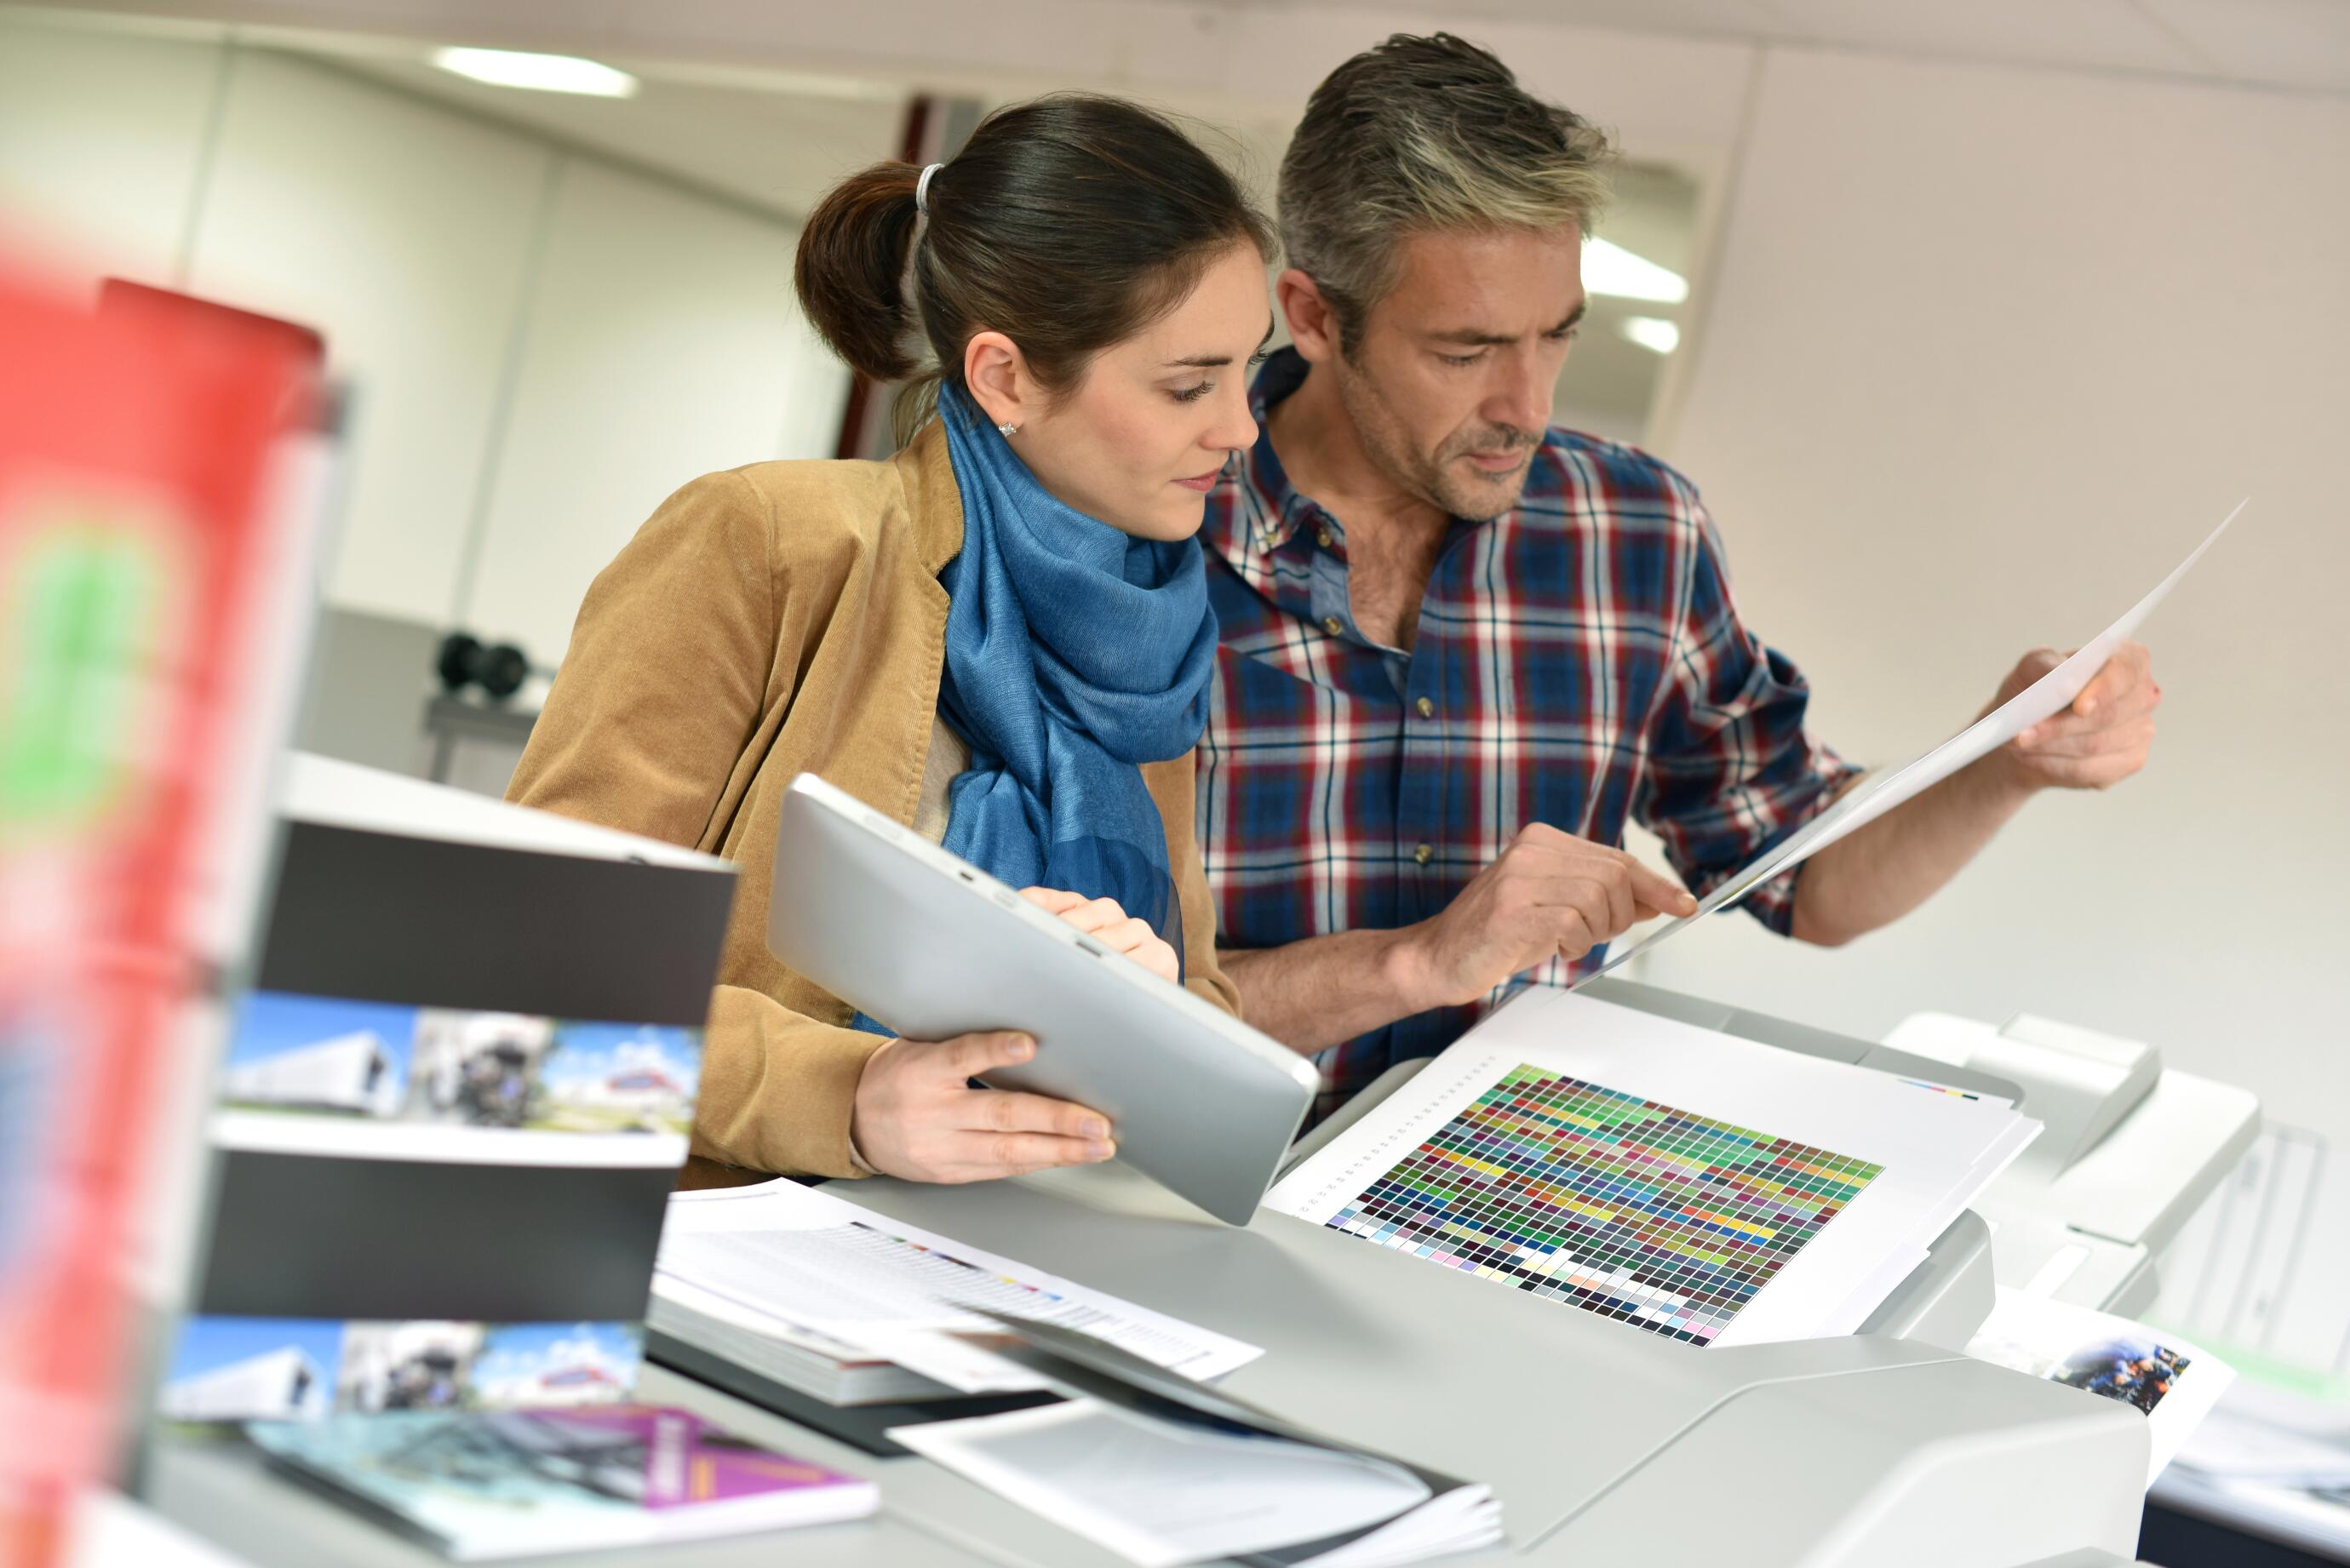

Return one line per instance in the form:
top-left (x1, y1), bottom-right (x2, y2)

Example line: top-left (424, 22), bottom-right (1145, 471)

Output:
top-left (1415, 695), bottom-right (1435, 718)
top-left (1413, 842), bottom-right (1434, 866)
top-left (1321, 615), bottom-right (1344, 637)
top-left (1316, 526), bottom-right (1334, 548)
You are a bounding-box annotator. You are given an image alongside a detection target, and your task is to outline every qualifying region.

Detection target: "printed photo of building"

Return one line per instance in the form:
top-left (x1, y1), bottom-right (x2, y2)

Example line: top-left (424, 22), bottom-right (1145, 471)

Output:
top-left (222, 1028), bottom-right (399, 1116)
top-left (158, 1317), bottom-right (343, 1424)
top-left (535, 1024), bottom-right (702, 1136)
top-left (219, 995), bottom-right (702, 1143)
top-left (471, 1322), bottom-right (642, 1409)
top-left (219, 993), bottom-right (415, 1119)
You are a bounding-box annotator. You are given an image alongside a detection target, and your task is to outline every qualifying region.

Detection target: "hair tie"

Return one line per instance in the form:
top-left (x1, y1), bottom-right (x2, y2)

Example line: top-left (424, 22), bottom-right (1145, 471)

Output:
top-left (915, 162), bottom-right (944, 217)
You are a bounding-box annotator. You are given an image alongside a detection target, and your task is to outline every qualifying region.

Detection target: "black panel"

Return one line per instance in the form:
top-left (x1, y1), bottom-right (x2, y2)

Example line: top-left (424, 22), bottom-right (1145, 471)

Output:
top-left (195, 1150), bottom-right (679, 1321)
top-left (257, 821), bottom-right (736, 1024)
top-left (2140, 1501), bottom-right (2347, 1567)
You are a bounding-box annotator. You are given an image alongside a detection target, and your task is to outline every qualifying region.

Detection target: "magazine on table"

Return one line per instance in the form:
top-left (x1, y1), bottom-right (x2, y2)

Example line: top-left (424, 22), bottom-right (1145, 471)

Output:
top-left (244, 1404), bottom-right (875, 1559)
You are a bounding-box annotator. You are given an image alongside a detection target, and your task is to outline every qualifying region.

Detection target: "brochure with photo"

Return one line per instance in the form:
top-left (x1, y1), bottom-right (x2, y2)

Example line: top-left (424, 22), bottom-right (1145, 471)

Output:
top-left (158, 1318), bottom-right (643, 1426)
top-left (244, 1405), bottom-right (878, 1560)
top-left (214, 990), bottom-right (702, 1154)
top-left (173, 760), bottom-right (739, 1422)
top-left (1965, 1286), bottom-right (2234, 1485)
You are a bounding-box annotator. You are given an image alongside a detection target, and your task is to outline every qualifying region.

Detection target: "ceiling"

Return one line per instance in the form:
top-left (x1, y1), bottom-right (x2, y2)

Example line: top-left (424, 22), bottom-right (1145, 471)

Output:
top-left (291, 37), bottom-right (1699, 432)
top-left (29, 5), bottom-right (1739, 438)
top-left (37, 0), bottom-right (2332, 443)
top-left (43, 0), bottom-right (2350, 229)
top-left (271, 37), bottom-right (909, 221)
top-left (1178, 0), bottom-right (2350, 95)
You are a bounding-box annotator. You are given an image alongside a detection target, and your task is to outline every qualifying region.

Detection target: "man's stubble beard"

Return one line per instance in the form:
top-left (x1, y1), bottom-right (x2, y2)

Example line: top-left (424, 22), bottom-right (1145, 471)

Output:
top-left (1331, 354), bottom-right (1533, 525)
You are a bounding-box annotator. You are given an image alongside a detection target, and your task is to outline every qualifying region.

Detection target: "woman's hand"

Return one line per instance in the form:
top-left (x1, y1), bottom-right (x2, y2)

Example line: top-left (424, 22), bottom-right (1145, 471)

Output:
top-left (1018, 888), bottom-right (1179, 983)
top-left (850, 1030), bottom-right (1115, 1182)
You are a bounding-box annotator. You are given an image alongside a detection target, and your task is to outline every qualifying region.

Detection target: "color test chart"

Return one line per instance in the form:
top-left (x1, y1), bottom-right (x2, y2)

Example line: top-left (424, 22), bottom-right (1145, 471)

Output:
top-left (1321, 1064), bottom-right (1883, 1345)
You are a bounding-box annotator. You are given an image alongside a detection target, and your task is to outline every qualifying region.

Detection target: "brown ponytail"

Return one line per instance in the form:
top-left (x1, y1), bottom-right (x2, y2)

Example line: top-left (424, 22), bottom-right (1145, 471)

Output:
top-left (792, 161), bottom-right (925, 384)
top-left (793, 94), bottom-right (1274, 441)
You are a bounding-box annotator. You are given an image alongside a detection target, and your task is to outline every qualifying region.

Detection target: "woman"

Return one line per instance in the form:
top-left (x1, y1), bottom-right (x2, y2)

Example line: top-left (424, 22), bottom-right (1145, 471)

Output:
top-left (507, 95), bottom-right (1274, 1188)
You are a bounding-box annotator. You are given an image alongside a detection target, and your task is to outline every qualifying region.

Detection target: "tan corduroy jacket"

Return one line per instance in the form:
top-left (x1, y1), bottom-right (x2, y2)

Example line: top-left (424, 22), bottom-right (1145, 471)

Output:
top-left (507, 421), bottom-right (1240, 1187)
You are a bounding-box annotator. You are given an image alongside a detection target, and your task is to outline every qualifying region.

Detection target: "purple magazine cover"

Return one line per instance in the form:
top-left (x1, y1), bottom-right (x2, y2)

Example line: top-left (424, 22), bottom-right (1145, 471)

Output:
top-left (247, 1402), bottom-right (878, 1555)
top-left (552, 1406), bottom-right (864, 1506)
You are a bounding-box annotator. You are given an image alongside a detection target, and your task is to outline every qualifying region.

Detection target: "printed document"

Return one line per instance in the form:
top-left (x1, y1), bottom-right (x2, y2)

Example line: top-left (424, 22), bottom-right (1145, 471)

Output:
top-left (1581, 500), bottom-right (2244, 987)
top-left (656, 1180), bottom-right (1260, 1393)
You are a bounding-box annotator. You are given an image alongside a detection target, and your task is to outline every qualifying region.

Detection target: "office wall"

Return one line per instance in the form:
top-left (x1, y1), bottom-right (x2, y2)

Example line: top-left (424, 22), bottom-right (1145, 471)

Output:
top-left (462, 157), bottom-right (844, 661)
top-left (0, 10), bottom-right (848, 669)
top-left (0, 14), bottom-right (220, 289)
top-left (186, 47), bottom-right (551, 626)
top-left (1636, 47), bottom-right (2350, 1144)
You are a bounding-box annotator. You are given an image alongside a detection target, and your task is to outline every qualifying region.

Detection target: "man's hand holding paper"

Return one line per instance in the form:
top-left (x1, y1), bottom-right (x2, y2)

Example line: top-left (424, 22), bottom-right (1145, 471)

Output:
top-left (1576, 501), bottom-right (2240, 984)
top-left (1997, 640), bottom-right (2162, 793)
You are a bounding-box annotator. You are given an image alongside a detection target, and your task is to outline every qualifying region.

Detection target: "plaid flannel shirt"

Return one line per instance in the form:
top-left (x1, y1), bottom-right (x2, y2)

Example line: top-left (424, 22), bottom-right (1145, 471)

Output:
top-left (1198, 350), bottom-right (1863, 1116)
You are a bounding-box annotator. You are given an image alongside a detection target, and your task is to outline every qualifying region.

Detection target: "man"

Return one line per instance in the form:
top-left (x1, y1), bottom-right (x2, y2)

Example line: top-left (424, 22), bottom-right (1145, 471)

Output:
top-left (1197, 34), bottom-right (2160, 1116)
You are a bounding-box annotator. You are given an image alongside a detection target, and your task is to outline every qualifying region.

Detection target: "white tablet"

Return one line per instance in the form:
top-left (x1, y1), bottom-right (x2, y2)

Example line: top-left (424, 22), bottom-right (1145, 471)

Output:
top-left (767, 773), bottom-right (1319, 1225)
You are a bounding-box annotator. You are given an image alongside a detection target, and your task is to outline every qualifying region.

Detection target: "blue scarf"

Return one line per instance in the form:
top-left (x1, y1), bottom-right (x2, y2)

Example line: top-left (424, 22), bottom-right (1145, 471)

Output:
top-left (931, 381), bottom-right (1218, 963)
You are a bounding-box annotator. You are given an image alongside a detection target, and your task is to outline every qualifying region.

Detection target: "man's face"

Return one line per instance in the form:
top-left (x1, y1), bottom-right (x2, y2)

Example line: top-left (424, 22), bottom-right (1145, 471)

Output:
top-left (1327, 225), bottom-right (1586, 521)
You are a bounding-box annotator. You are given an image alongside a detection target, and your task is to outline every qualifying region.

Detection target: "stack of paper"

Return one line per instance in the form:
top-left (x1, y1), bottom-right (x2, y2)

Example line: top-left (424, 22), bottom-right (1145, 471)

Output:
top-left (650, 1181), bottom-right (1261, 1404)
top-left (2158, 1386), bottom-right (2350, 1556)
top-left (897, 1400), bottom-right (1494, 1568)
top-left (1267, 990), bottom-right (2039, 1348)
top-left (646, 1276), bottom-right (960, 1406)
top-left (895, 1314), bottom-right (1499, 1568)
top-left (2172, 1413), bottom-right (2350, 1491)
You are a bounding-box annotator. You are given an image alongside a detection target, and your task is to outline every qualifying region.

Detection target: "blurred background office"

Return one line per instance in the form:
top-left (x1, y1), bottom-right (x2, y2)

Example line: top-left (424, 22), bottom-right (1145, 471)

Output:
top-left (3, 0), bottom-right (2345, 1401)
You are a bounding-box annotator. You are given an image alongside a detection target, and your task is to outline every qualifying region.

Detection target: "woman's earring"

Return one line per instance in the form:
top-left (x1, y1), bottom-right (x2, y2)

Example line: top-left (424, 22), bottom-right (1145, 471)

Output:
top-left (995, 421), bottom-right (1019, 438)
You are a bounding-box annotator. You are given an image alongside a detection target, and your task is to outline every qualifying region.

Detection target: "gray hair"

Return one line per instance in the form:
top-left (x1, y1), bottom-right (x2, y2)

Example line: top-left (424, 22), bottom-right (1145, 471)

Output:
top-left (1279, 34), bottom-right (1616, 353)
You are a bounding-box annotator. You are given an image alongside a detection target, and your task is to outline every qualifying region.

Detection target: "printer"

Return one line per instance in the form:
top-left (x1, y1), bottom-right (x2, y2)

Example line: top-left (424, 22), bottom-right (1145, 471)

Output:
top-left (827, 977), bottom-right (2261, 1568)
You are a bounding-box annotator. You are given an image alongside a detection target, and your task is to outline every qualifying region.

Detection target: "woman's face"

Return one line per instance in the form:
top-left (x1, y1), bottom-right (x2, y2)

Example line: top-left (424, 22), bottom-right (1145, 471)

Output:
top-left (964, 242), bottom-right (1273, 541)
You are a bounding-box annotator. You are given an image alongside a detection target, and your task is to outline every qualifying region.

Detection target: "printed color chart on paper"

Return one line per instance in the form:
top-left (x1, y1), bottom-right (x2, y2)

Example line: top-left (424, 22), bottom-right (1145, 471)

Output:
top-left (1324, 1064), bottom-right (1883, 1345)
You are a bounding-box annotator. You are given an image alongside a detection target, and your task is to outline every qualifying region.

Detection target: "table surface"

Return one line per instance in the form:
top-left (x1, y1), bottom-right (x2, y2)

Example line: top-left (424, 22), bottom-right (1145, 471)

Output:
top-left (143, 1153), bottom-right (2001, 1568)
top-left (137, 986), bottom-right (2112, 1568)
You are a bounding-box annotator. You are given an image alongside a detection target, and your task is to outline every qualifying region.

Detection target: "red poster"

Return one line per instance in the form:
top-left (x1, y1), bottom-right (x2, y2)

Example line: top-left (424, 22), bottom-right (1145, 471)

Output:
top-left (0, 271), bottom-right (318, 1566)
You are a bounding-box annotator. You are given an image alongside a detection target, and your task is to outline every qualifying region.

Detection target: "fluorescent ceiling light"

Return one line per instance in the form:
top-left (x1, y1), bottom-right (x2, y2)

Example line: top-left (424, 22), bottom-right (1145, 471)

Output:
top-left (433, 47), bottom-right (639, 98)
top-left (1619, 316), bottom-right (1682, 355)
top-left (1585, 238), bottom-right (1688, 304)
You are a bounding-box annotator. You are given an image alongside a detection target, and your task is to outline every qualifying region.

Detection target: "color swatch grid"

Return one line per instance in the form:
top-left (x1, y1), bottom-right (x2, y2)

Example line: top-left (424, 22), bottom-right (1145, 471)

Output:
top-left (1325, 1065), bottom-right (1883, 1345)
